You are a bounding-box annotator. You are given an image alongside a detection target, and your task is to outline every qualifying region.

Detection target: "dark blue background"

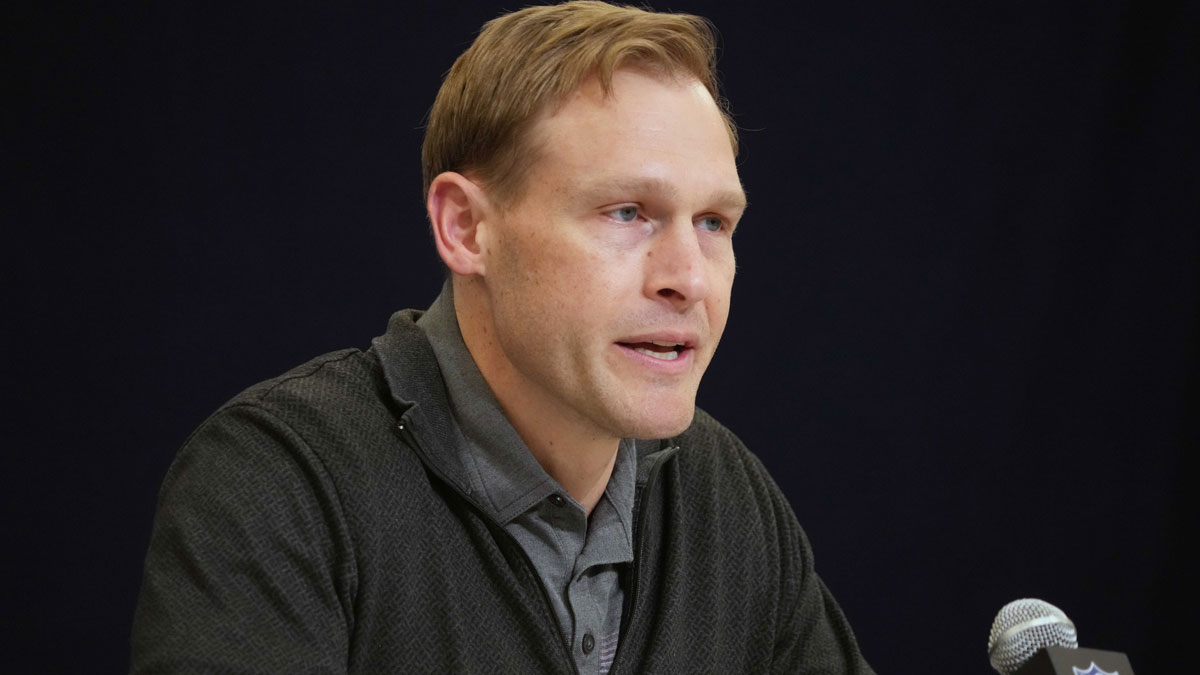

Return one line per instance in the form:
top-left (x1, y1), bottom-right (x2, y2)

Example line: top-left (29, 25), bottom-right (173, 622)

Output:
top-left (10, 1), bottom-right (1197, 671)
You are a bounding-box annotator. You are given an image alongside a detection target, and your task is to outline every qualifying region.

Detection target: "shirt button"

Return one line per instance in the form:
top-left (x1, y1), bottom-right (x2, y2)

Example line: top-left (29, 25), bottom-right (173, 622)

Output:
top-left (548, 494), bottom-right (567, 508)
top-left (582, 632), bottom-right (595, 654)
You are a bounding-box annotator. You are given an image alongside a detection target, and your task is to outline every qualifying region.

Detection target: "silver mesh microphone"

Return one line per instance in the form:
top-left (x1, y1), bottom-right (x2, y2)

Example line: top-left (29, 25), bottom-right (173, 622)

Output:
top-left (987, 598), bottom-right (1078, 674)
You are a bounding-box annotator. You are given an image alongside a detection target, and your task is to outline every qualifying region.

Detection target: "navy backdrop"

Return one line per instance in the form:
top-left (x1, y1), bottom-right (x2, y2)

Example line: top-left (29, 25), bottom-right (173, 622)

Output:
top-left (10, 1), bottom-right (1198, 672)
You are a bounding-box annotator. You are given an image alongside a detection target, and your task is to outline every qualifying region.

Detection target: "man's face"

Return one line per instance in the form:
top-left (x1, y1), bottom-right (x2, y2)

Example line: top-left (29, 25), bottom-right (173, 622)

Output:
top-left (474, 68), bottom-right (744, 441)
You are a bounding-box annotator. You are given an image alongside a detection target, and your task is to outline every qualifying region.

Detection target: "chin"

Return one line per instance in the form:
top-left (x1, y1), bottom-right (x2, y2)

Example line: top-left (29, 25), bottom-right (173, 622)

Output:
top-left (619, 403), bottom-right (696, 441)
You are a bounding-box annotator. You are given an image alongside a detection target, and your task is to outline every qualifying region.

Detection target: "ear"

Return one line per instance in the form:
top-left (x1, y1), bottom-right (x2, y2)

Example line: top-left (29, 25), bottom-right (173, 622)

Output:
top-left (427, 172), bottom-right (493, 276)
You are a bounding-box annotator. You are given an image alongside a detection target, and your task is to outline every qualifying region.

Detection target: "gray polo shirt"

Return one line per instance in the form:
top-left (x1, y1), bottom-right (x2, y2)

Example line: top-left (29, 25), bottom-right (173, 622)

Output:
top-left (417, 284), bottom-right (636, 675)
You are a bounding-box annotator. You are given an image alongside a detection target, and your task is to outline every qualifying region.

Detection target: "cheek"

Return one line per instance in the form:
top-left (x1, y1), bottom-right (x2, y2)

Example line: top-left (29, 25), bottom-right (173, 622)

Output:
top-left (493, 229), bottom-right (563, 294)
top-left (497, 242), bottom-right (602, 328)
top-left (708, 257), bottom-right (737, 325)
top-left (536, 239), bottom-right (627, 294)
top-left (710, 249), bottom-right (737, 294)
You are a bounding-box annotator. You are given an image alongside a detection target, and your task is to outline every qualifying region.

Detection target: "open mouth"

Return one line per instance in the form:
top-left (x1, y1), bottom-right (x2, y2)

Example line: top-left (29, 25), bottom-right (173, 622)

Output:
top-left (619, 340), bottom-right (686, 361)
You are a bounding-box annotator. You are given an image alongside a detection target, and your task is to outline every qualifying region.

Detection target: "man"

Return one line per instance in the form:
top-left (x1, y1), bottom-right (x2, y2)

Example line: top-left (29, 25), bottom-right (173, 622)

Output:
top-left (131, 2), bottom-right (875, 673)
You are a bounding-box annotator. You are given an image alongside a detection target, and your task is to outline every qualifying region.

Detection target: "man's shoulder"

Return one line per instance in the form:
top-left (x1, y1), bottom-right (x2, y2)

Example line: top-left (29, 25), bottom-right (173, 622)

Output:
top-left (668, 407), bottom-right (785, 511)
top-left (163, 333), bottom-right (435, 524)
top-left (225, 347), bottom-right (383, 418)
top-left (176, 347), bottom-right (396, 471)
top-left (676, 407), bottom-right (743, 449)
top-left (674, 407), bottom-right (763, 474)
top-left (212, 307), bottom-right (430, 431)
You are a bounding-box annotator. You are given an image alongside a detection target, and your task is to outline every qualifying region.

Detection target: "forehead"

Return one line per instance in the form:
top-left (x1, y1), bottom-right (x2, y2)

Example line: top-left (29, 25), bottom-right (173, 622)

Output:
top-left (520, 69), bottom-right (742, 203)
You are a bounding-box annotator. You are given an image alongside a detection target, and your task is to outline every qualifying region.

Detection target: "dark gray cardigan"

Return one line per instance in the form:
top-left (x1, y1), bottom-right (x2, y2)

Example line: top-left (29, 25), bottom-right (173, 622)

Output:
top-left (131, 310), bottom-right (874, 674)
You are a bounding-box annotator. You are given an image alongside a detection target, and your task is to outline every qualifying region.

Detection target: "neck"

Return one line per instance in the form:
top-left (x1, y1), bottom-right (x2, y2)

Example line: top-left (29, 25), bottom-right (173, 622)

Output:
top-left (521, 427), bottom-right (619, 515)
top-left (453, 276), bottom-right (620, 515)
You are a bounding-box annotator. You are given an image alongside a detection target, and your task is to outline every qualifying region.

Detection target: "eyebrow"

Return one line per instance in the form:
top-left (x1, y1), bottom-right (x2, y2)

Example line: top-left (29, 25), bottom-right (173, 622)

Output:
top-left (578, 176), bottom-right (748, 213)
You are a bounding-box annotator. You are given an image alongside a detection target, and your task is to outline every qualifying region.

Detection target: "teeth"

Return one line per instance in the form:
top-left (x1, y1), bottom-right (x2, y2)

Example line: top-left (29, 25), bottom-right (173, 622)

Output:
top-left (634, 347), bottom-right (681, 361)
top-left (650, 340), bottom-right (683, 347)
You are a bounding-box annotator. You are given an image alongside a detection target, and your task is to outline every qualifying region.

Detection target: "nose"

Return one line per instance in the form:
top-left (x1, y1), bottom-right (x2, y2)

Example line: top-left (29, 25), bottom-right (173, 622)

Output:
top-left (644, 220), bottom-right (710, 310)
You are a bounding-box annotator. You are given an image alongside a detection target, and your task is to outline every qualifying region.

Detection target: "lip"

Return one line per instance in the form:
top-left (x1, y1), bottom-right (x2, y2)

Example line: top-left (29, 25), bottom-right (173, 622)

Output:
top-left (613, 331), bottom-right (700, 374)
top-left (615, 331), bottom-right (699, 349)
top-left (614, 342), bottom-right (695, 373)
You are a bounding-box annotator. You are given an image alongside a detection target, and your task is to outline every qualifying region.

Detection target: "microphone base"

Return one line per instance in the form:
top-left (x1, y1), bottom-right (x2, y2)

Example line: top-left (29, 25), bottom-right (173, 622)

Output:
top-left (1015, 645), bottom-right (1135, 675)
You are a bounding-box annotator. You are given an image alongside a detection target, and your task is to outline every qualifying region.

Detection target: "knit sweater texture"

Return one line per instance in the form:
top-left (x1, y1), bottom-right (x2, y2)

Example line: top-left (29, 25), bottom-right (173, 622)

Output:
top-left (130, 309), bottom-right (875, 674)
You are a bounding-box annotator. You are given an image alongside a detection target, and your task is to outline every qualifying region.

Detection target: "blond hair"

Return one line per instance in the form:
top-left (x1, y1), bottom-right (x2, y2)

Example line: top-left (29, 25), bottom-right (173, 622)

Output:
top-left (421, 0), bottom-right (736, 207)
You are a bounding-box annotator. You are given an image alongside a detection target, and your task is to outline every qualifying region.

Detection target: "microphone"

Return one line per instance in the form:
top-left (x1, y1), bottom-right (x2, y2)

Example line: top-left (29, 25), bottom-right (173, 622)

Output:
top-left (987, 599), bottom-right (1136, 675)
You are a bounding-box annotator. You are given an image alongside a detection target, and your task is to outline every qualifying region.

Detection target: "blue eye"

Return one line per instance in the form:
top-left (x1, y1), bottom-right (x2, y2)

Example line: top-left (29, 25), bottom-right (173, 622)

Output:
top-left (698, 216), bottom-right (724, 232)
top-left (612, 206), bottom-right (639, 222)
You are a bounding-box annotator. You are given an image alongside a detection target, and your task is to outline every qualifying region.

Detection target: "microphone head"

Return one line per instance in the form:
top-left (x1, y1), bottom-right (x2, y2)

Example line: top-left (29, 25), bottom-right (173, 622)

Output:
top-left (987, 598), bottom-right (1078, 674)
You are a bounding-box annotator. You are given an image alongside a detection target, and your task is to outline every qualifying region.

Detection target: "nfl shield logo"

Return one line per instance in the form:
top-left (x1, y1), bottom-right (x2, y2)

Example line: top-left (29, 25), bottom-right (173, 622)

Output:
top-left (1073, 664), bottom-right (1117, 675)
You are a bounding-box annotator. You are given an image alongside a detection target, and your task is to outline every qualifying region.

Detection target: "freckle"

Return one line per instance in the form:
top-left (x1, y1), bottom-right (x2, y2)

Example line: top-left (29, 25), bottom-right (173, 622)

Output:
top-left (647, 251), bottom-right (653, 258)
